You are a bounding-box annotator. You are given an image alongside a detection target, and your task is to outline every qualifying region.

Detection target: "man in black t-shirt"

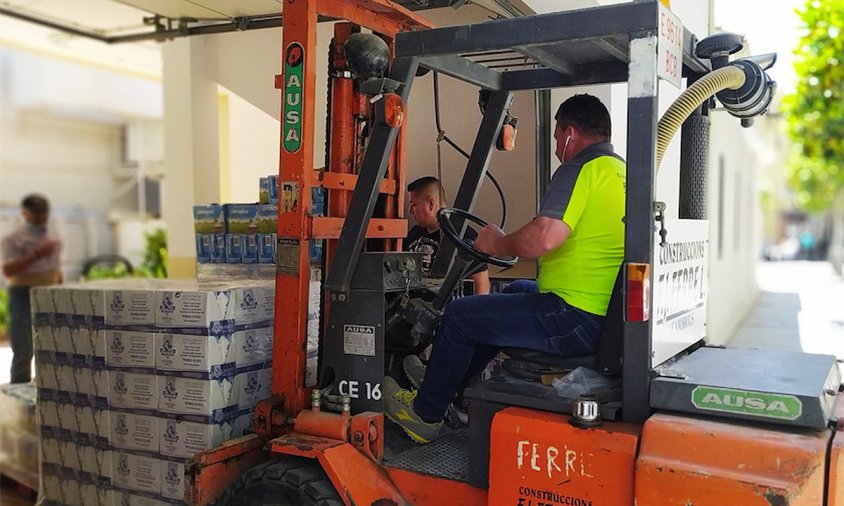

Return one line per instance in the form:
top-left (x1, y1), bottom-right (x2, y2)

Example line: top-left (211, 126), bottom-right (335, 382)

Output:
top-left (405, 177), bottom-right (489, 295)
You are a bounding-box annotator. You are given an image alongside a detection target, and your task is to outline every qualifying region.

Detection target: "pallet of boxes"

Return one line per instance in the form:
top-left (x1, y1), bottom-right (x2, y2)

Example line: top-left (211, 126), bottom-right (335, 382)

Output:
top-left (32, 278), bottom-right (274, 505)
top-left (0, 382), bottom-right (39, 495)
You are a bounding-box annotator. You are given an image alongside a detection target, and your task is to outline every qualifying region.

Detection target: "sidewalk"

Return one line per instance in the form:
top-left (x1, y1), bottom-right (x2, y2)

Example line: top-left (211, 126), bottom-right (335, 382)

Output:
top-left (729, 261), bottom-right (844, 362)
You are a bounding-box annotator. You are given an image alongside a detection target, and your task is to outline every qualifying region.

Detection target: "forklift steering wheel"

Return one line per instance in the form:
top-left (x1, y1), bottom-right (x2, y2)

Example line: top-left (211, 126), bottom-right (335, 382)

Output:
top-left (437, 208), bottom-right (518, 268)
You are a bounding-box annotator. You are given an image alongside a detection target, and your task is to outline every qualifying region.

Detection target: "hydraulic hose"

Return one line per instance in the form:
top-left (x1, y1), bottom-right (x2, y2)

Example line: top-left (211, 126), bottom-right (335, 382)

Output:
top-left (656, 65), bottom-right (746, 170)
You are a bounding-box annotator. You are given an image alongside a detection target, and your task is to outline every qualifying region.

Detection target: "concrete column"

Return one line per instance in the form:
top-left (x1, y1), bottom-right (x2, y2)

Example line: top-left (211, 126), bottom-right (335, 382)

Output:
top-left (161, 37), bottom-right (220, 278)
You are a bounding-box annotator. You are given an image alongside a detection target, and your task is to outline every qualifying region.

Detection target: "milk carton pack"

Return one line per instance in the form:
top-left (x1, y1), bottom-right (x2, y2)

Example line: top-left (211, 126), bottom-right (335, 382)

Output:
top-left (242, 233), bottom-right (260, 264)
top-left (53, 326), bottom-right (74, 355)
top-left (155, 333), bottom-right (235, 373)
top-left (37, 398), bottom-right (60, 428)
top-left (232, 409), bottom-right (253, 438)
top-left (158, 366), bottom-right (236, 417)
top-left (111, 410), bottom-right (160, 452)
top-left (154, 287), bottom-right (234, 334)
top-left (79, 477), bottom-right (114, 506)
top-left (66, 327), bottom-right (88, 356)
top-left (311, 187), bottom-right (326, 216)
top-left (55, 361), bottom-right (78, 395)
top-left (212, 233), bottom-right (227, 263)
top-left (40, 466), bottom-right (64, 504)
top-left (31, 286), bottom-right (57, 318)
top-left (41, 464), bottom-right (85, 505)
top-left (224, 233), bottom-right (244, 264)
top-left (91, 366), bottom-right (110, 400)
top-left (160, 456), bottom-right (189, 502)
top-left (50, 286), bottom-right (75, 325)
top-left (232, 284), bottom-right (275, 328)
top-left (72, 359), bottom-right (98, 397)
top-left (41, 436), bottom-right (61, 466)
top-left (35, 359), bottom-right (59, 391)
top-left (194, 205), bottom-right (225, 264)
top-left (255, 204), bottom-right (277, 265)
top-left (77, 443), bottom-right (112, 477)
top-left (259, 176), bottom-right (270, 204)
top-left (60, 477), bottom-right (84, 506)
top-left (115, 489), bottom-right (170, 506)
top-left (159, 407), bottom-right (237, 458)
top-left (110, 370), bottom-right (159, 411)
top-left (34, 325), bottom-right (56, 352)
top-left (56, 400), bottom-right (80, 433)
top-left (233, 326), bottom-right (273, 368)
top-left (76, 405), bottom-right (110, 442)
top-left (225, 204), bottom-right (260, 264)
top-left (258, 233), bottom-right (277, 264)
top-left (268, 175), bottom-right (279, 205)
top-left (70, 286), bottom-right (106, 324)
top-left (113, 450), bottom-right (161, 495)
top-left (69, 327), bottom-right (99, 360)
top-left (306, 356), bottom-right (319, 388)
top-left (107, 290), bottom-right (157, 328)
top-left (58, 437), bottom-right (82, 470)
top-left (108, 330), bottom-right (157, 369)
top-left (233, 364), bottom-right (272, 410)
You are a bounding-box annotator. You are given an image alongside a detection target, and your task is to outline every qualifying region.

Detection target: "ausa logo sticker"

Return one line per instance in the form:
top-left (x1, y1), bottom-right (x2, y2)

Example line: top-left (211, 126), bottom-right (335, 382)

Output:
top-left (283, 42), bottom-right (304, 153)
top-left (343, 324), bottom-right (376, 357)
top-left (691, 386), bottom-right (802, 421)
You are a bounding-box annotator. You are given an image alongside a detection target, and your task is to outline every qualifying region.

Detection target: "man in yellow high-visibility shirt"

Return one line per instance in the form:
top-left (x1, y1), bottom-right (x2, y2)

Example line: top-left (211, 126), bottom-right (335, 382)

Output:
top-left (384, 94), bottom-right (626, 443)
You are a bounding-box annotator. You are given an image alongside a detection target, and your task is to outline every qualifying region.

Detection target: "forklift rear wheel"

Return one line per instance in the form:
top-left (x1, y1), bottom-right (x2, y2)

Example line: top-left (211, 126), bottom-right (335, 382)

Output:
top-left (216, 456), bottom-right (343, 506)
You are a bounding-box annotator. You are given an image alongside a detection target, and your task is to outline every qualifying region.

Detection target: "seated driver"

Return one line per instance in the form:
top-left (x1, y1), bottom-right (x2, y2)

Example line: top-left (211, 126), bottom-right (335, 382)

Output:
top-left (383, 94), bottom-right (626, 443)
top-left (405, 176), bottom-right (490, 296)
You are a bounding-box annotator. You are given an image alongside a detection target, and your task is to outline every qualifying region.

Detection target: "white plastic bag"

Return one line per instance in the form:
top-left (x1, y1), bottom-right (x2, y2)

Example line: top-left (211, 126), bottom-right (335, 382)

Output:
top-left (552, 366), bottom-right (615, 399)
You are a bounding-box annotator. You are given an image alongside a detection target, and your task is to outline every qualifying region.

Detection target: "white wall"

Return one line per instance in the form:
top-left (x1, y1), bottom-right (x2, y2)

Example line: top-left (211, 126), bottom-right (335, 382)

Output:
top-left (0, 47), bottom-right (163, 213)
top-left (224, 90), bottom-right (280, 203)
top-left (668, 0), bottom-right (760, 344)
top-left (707, 112), bottom-right (763, 344)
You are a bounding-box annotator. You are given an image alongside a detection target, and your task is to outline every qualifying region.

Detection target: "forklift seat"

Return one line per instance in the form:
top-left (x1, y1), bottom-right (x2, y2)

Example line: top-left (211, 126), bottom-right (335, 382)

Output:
top-left (464, 270), bottom-right (625, 489)
top-left (500, 268), bottom-right (624, 377)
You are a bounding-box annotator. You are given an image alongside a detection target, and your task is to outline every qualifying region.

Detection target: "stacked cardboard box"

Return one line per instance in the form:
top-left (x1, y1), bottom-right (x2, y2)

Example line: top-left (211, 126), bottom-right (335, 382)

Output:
top-left (33, 279), bottom-right (275, 505)
top-left (104, 281), bottom-right (164, 503)
top-left (33, 283), bottom-right (113, 505)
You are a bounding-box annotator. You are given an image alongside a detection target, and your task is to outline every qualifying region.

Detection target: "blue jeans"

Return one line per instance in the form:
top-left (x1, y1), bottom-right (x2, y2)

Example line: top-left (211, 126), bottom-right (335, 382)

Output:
top-left (8, 286), bottom-right (33, 383)
top-left (413, 280), bottom-right (604, 422)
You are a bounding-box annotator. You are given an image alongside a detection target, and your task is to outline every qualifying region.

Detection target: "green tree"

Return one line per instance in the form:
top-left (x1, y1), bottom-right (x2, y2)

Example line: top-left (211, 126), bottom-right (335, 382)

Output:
top-left (783, 0), bottom-right (844, 212)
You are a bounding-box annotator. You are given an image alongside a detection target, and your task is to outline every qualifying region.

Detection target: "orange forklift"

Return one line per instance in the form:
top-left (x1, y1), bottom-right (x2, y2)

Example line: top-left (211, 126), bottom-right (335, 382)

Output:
top-left (187, 1), bottom-right (844, 504)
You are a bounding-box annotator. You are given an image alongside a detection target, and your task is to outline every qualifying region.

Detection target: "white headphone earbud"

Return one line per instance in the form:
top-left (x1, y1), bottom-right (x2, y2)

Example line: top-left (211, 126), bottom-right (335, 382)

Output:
top-left (562, 134), bottom-right (572, 161)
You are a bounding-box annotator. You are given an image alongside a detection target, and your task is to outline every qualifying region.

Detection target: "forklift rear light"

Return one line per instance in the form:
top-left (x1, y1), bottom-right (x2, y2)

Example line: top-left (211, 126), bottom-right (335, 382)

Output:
top-left (625, 262), bottom-right (650, 322)
top-left (384, 93), bottom-right (404, 128)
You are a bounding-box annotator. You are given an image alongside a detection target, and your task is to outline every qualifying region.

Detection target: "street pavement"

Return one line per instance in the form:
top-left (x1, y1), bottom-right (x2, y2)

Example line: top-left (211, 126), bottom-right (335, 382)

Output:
top-left (730, 261), bottom-right (844, 365)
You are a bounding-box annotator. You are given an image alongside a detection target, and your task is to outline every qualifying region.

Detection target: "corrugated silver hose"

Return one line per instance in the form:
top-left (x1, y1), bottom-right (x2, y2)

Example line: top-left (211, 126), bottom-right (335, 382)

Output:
top-left (656, 66), bottom-right (746, 170)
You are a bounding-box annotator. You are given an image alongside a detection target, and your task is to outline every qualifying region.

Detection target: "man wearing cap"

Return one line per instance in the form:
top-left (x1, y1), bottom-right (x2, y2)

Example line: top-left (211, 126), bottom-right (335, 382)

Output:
top-left (2, 194), bottom-right (62, 383)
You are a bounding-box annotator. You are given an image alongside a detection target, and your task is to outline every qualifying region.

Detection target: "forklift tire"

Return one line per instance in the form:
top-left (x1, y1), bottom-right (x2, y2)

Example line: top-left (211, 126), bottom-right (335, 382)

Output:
top-left (215, 456), bottom-right (343, 506)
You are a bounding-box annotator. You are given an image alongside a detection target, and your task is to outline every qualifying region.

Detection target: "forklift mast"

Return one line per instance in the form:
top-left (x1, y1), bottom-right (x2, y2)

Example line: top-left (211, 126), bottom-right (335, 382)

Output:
top-left (269, 0), bottom-right (432, 421)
